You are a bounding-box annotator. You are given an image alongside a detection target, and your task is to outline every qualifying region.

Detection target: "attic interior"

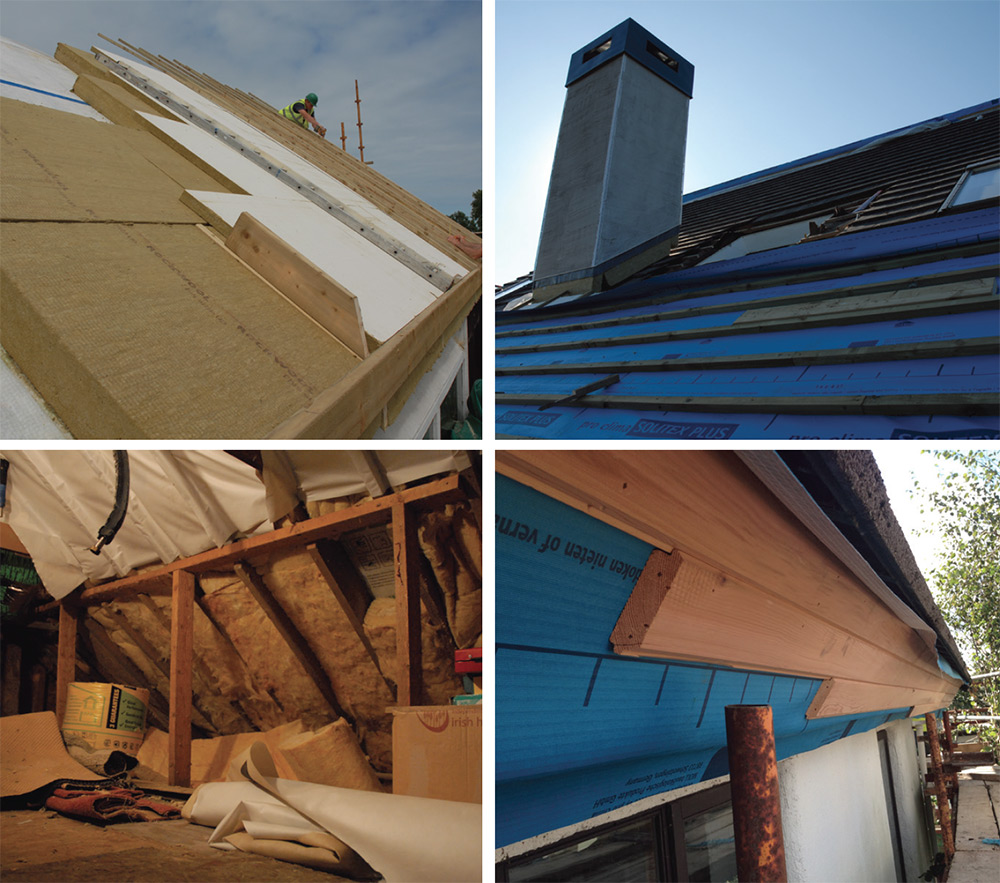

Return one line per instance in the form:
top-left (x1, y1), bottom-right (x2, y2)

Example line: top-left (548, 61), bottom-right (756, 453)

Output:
top-left (0, 450), bottom-right (482, 882)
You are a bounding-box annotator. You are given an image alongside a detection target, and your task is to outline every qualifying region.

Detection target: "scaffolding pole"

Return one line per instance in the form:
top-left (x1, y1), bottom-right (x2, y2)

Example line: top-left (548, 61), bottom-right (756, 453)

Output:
top-left (355, 79), bottom-right (372, 165)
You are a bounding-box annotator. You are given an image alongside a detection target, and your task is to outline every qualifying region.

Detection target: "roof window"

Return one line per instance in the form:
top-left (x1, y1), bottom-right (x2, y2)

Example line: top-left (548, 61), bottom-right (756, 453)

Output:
top-left (941, 159), bottom-right (999, 209)
top-left (698, 215), bottom-right (831, 265)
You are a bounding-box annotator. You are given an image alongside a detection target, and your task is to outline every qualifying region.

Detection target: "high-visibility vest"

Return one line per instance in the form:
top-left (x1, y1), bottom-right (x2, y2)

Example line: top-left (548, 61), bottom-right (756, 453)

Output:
top-left (280, 100), bottom-right (311, 129)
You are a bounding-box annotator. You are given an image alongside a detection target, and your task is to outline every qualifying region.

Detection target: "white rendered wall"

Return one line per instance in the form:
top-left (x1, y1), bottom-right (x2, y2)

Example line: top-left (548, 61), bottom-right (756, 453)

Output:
top-left (883, 718), bottom-right (934, 881)
top-left (779, 724), bottom-right (922, 882)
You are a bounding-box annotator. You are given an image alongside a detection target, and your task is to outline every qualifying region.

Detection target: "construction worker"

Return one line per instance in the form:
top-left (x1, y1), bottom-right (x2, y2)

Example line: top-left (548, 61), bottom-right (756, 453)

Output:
top-left (280, 92), bottom-right (326, 137)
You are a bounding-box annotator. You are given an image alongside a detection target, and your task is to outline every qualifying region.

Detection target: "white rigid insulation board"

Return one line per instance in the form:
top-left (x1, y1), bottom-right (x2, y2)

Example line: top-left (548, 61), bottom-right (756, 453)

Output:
top-left (139, 114), bottom-right (295, 198)
top-left (0, 351), bottom-right (72, 440)
top-left (185, 191), bottom-right (439, 341)
top-left (105, 50), bottom-right (465, 276)
top-left (0, 38), bottom-right (108, 121)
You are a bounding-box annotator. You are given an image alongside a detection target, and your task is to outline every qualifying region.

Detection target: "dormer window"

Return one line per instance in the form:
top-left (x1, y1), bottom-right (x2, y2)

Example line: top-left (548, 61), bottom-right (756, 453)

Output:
top-left (941, 159), bottom-right (999, 209)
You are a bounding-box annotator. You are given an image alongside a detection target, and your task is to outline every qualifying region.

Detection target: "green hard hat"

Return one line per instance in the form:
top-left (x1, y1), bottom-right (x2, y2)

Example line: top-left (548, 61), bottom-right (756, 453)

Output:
top-left (305, 92), bottom-right (319, 106)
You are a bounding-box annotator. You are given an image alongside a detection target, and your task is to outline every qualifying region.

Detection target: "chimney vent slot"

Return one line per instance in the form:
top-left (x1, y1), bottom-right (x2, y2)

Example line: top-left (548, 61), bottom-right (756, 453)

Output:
top-left (583, 39), bottom-right (612, 64)
top-left (646, 41), bottom-right (680, 71)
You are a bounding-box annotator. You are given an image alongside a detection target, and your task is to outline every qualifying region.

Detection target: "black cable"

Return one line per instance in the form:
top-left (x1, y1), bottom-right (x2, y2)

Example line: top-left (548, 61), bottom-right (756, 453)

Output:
top-left (90, 451), bottom-right (130, 555)
top-left (0, 458), bottom-right (9, 514)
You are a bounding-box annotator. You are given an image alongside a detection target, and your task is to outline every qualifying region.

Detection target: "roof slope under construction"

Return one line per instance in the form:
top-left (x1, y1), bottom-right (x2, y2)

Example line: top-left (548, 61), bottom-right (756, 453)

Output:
top-left (495, 100), bottom-right (999, 441)
top-left (1, 38), bottom-right (481, 439)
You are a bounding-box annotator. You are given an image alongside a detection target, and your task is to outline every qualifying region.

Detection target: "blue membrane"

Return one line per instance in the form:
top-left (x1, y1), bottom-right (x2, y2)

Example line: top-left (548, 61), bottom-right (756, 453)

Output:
top-left (496, 475), bottom-right (929, 846)
top-left (495, 406), bottom-right (1000, 440)
top-left (497, 310), bottom-right (997, 364)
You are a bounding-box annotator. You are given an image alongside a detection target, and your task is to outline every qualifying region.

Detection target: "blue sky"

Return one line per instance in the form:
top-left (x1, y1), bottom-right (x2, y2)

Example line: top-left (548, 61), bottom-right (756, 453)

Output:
top-left (496, 0), bottom-right (1000, 284)
top-left (0, 0), bottom-right (482, 218)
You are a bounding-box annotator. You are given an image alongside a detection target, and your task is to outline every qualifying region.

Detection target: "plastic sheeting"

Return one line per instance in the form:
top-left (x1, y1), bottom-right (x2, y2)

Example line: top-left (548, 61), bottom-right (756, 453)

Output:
top-left (0, 451), bottom-right (473, 599)
top-left (184, 742), bottom-right (480, 883)
top-left (0, 451), bottom-right (269, 599)
top-left (261, 451), bottom-right (470, 516)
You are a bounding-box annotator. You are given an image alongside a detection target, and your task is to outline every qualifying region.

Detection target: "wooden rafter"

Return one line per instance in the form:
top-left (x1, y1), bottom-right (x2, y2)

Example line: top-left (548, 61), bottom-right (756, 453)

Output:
top-left (307, 539), bottom-right (393, 695)
top-left (393, 501), bottom-right (422, 706)
top-left (55, 603), bottom-right (78, 726)
top-left (44, 473), bottom-right (465, 608)
top-left (169, 570), bottom-right (194, 787)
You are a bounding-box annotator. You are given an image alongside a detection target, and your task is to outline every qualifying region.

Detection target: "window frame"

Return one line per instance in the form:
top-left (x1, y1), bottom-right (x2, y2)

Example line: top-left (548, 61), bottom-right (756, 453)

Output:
top-left (939, 158), bottom-right (1000, 211)
top-left (496, 781), bottom-right (732, 883)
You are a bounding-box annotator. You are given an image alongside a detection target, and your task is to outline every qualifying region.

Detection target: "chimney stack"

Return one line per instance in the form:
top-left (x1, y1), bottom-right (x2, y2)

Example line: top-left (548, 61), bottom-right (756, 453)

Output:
top-left (532, 19), bottom-right (694, 303)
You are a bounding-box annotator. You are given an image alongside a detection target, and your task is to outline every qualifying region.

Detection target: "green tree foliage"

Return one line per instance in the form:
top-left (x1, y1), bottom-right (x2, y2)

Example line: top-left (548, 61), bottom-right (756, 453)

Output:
top-left (450, 189), bottom-right (482, 233)
top-left (471, 189), bottom-right (482, 232)
top-left (914, 450), bottom-right (999, 756)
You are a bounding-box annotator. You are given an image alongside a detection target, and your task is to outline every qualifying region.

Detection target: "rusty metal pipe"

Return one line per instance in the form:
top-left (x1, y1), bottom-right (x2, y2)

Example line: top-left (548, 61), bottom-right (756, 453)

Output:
top-left (941, 706), bottom-right (954, 756)
top-left (725, 704), bottom-right (788, 883)
top-left (924, 712), bottom-right (955, 860)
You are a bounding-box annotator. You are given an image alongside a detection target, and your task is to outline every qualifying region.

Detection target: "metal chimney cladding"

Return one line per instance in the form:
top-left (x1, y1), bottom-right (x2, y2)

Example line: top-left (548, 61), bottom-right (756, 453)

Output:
top-left (533, 19), bottom-right (695, 303)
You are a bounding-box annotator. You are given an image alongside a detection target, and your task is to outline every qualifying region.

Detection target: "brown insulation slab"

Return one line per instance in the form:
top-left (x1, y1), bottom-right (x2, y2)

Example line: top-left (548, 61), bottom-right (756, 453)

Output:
top-left (117, 119), bottom-right (243, 195)
top-left (197, 574), bottom-right (333, 729)
top-left (0, 98), bottom-right (202, 223)
top-left (278, 720), bottom-right (385, 792)
top-left (1, 222), bottom-right (361, 438)
top-left (418, 505), bottom-right (482, 649)
top-left (254, 549), bottom-right (396, 755)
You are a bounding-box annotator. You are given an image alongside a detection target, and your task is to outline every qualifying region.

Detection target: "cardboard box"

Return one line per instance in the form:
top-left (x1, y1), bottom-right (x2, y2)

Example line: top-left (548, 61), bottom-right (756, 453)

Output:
top-left (391, 705), bottom-right (482, 803)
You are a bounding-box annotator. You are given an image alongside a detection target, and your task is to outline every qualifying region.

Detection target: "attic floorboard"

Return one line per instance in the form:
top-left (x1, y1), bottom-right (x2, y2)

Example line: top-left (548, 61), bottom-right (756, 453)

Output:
top-left (0, 811), bottom-right (345, 882)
